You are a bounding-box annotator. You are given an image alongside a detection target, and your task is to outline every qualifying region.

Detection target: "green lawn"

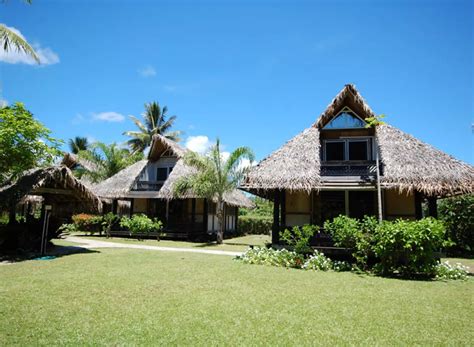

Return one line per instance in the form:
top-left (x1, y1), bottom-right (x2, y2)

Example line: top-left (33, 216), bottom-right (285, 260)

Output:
top-left (1, 247), bottom-right (473, 345)
top-left (71, 233), bottom-right (271, 252)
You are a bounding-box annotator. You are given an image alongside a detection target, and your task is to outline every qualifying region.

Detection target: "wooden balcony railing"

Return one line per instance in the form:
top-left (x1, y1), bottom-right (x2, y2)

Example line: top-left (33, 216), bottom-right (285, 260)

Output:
top-left (321, 161), bottom-right (380, 177)
top-left (133, 181), bottom-right (164, 191)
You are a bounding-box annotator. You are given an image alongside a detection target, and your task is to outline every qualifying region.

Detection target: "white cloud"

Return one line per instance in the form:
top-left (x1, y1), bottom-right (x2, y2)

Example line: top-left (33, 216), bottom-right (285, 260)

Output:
top-left (138, 65), bottom-right (156, 77)
top-left (0, 25), bottom-right (59, 65)
top-left (0, 98), bottom-right (8, 108)
top-left (92, 111), bottom-right (126, 123)
top-left (185, 135), bottom-right (214, 154)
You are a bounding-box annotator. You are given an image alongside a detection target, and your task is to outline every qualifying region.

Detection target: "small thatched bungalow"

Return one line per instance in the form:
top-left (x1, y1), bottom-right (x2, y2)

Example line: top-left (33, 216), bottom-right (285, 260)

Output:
top-left (241, 84), bottom-right (474, 244)
top-left (0, 166), bottom-right (102, 250)
top-left (93, 134), bottom-right (254, 239)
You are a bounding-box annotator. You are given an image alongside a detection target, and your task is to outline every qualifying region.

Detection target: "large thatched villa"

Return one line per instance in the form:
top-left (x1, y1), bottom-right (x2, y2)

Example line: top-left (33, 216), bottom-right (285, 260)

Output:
top-left (93, 134), bottom-right (254, 239)
top-left (241, 84), bottom-right (474, 244)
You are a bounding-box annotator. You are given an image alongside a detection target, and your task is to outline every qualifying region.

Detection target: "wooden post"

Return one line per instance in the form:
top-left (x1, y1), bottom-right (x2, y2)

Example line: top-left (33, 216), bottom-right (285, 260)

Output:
top-left (191, 198), bottom-right (196, 231)
top-left (427, 197), bottom-right (438, 218)
top-left (203, 198), bottom-right (208, 232)
top-left (375, 141), bottom-right (383, 223)
top-left (272, 190), bottom-right (281, 245)
top-left (129, 198), bottom-right (134, 217)
top-left (280, 190), bottom-right (286, 229)
top-left (235, 207), bottom-right (239, 232)
top-left (414, 191), bottom-right (423, 220)
top-left (112, 199), bottom-right (118, 215)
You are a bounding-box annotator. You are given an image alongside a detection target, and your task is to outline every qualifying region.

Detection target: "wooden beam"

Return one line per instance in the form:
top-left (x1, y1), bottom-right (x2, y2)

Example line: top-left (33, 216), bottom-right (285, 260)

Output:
top-left (33, 187), bottom-right (73, 195)
top-left (272, 190), bottom-right (280, 245)
top-left (280, 189), bottom-right (286, 229)
top-left (414, 191), bottom-right (423, 220)
top-left (427, 197), bottom-right (438, 218)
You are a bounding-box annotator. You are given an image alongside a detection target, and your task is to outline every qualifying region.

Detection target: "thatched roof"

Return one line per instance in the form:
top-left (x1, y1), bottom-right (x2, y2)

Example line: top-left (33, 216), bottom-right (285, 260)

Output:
top-left (158, 160), bottom-right (255, 208)
top-left (92, 160), bottom-right (148, 199)
top-left (0, 166), bottom-right (102, 211)
top-left (241, 127), bottom-right (321, 192)
top-left (61, 152), bottom-right (98, 172)
top-left (242, 84), bottom-right (474, 197)
top-left (376, 124), bottom-right (474, 196)
top-left (93, 134), bottom-right (254, 208)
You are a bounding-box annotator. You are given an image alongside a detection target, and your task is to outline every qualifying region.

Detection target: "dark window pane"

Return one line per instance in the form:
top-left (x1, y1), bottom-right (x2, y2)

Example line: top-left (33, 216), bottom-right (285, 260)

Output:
top-left (326, 142), bottom-right (345, 161)
top-left (168, 166), bottom-right (173, 173)
top-left (348, 141), bottom-right (368, 160)
top-left (157, 168), bottom-right (168, 181)
top-left (323, 112), bottom-right (366, 129)
top-left (349, 191), bottom-right (375, 219)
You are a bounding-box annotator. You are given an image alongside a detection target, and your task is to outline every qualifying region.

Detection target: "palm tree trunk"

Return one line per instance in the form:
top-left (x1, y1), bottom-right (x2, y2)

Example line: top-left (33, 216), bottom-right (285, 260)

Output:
top-left (216, 199), bottom-right (224, 244)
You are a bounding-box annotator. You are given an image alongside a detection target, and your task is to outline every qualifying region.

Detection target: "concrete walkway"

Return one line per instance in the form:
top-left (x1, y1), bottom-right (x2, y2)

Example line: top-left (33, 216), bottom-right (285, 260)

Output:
top-left (64, 236), bottom-right (243, 257)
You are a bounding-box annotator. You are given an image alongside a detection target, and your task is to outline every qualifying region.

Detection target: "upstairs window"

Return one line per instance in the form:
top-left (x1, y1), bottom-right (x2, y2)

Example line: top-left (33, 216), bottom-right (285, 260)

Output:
top-left (323, 108), bottom-right (366, 129)
top-left (324, 138), bottom-right (372, 161)
top-left (156, 166), bottom-right (174, 182)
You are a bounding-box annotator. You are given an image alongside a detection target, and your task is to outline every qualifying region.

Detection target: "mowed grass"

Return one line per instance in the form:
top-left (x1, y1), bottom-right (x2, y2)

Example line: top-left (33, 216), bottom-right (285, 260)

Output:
top-left (72, 233), bottom-right (271, 252)
top-left (1, 248), bottom-right (473, 346)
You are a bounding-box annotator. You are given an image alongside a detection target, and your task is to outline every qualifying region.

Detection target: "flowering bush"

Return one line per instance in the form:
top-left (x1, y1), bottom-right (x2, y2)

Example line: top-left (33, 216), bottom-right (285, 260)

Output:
top-left (71, 213), bottom-right (103, 234)
top-left (120, 214), bottom-right (163, 240)
top-left (302, 251), bottom-right (332, 271)
top-left (435, 261), bottom-right (469, 280)
top-left (236, 247), bottom-right (304, 268)
top-left (280, 224), bottom-right (318, 254)
top-left (332, 260), bottom-right (353, 272)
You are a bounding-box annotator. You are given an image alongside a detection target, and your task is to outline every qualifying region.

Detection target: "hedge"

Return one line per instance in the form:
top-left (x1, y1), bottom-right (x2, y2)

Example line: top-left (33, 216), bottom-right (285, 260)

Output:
top-left (238, 215), bottom-right (272, 235)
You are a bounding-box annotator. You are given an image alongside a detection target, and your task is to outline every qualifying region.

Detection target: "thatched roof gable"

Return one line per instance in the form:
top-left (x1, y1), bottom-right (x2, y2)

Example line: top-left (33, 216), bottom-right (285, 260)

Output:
top-left (148, 134), bottom-right (187, 160)
top-left (92, 160), bottom-right (148, 199)
top-left (314, 84), bottom-right (376, 129)
top-left (376, 124), bottom-right (474, 196)
top-left (0, 166), bottom-right (102, 211)
top-left (241, 127), bottom-right (321, 192)
top-left (242, 84), bottom-right (474, 197)
top-left (158, 160), bottom-right (255, 208)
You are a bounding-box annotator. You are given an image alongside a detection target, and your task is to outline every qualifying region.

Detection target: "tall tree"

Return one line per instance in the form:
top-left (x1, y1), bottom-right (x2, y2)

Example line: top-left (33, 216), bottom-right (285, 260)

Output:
top-left (0, 103), bottom-right (62, 184)
top-left (77, 142), bottom-right (143, 183)
top-left (123, 102), bottom-right (181, 154)
top-left (68, 136), bottom-right (89, 154)
top-left (174, 139), bottom-right (254, 244)
top-left (0, 1), bottom-right (40, 63)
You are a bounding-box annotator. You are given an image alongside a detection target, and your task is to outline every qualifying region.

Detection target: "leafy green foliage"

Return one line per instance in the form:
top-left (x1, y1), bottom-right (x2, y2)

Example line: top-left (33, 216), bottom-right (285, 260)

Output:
top-left (76, 142), bottom-right (143, 183)
top-left (236, 246), bottom-right (304, 268)
top-left (438, 195), bottom-right (474, 254)
top-left (239, 197), bottom-right (272, 217)
top-left (68, 136), bottom-right (89, 154)
top-left (174, 139), bottom-right (254, 243)
top-left (71, 214), bottom-right (103, 234)
top-left (325, 216), bottom-right (448, 277)
top-left (123, 101), bottom-right (181, 154)
top-left (435, 261), bottom-right (469, 280)
top-left (120, 214), bottom-right (163, 240)
top-left (57, 223), bottom-right (78, 235)
top-left (364, 114), bottom-right (386, 128)
top-left (280, 224), bottom-right (318, 254)
top-left (237, 215), bottom-right (272, 235)
top-left (101, 212), bottom-right (120, 238)
top-left (0, 24), bottom-right (39, 63)
top-left (0, 103), bottom-right (62, 184)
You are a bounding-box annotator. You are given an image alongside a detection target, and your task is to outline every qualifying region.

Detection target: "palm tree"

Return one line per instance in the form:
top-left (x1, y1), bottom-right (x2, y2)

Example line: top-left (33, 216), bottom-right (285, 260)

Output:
top-left (123, 102), bottom-right (181, 154)
top-left (68, 136), bottom-right (89, 154)
top-left (1, 1), bottom-right (40, 64)
top-left (174, 139), bottom-right (254, 244)
top-left (77, 142), bottom-right (144, 183)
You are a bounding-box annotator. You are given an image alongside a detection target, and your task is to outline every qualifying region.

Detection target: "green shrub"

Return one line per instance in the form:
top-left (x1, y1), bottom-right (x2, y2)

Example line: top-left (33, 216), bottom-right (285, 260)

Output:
top-left (438, 195), bottom-right (474, 254)
top-left (101, 213), bottom-right (119, 238)
top-left (120, 214), bottom-right (163, 240)
top-left (302, 251), bottom-right (332, 271)
top-left (280, 224), bottom-right (318, 254)
top-left (236, 246), bottom-right (304, 268)
top-left (373, 218), bottom-right (447, 276)
top-left (238, 215), bottom-right (272, 235)
top-left (435, 261), bottom-right (469, 280)
top-left (71, 213), bottom-right (103, 234)
top-left (332, 260), bottom-right (353, 272)
top-left (324, 215), bottom-right (376, 268)
top-left (57, 223), bottom-right (78, 235)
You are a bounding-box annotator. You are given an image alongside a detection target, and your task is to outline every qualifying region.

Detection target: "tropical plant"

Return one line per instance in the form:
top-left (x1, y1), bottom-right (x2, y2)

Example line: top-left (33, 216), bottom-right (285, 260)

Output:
top-left (280, 224), bottom-right (318, 254)
top-left (302, 251), bottom-right (333, 271)
top-left (174, 139), bottom-right (254, 244)
top-left (120, 214), bottom-right (163, 240)
top-left (76, 142), bottom-right (143, 183)
top-left (236, 246), bottom-right (304, 268)
top-left (68, 136), bottom-right (89, 154)
top-left (0, 103), bottom-right (62, 184)
top-left (123, 101), bottom-right (181, 154)
top-left (1, 1), bottom-right (39, 63)
top-left (238, 215), bottom-right (272, 235)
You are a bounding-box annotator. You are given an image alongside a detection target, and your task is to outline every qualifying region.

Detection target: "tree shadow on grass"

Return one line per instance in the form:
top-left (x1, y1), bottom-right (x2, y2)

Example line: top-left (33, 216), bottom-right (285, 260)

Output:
top-left (0, 244), bottom-right (100, 264)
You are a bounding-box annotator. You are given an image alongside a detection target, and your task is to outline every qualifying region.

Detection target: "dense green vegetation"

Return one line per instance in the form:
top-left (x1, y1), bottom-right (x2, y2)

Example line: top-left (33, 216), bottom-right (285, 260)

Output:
top-left (238, 197), bottom-right (273, 235)
top-left (1, 248), bottom-right (472, 345)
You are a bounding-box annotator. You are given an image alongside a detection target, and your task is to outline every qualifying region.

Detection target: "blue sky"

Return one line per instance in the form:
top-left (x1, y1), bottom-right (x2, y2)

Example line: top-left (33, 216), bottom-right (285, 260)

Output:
top-left (1, 0), bottom-right (473, 164)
